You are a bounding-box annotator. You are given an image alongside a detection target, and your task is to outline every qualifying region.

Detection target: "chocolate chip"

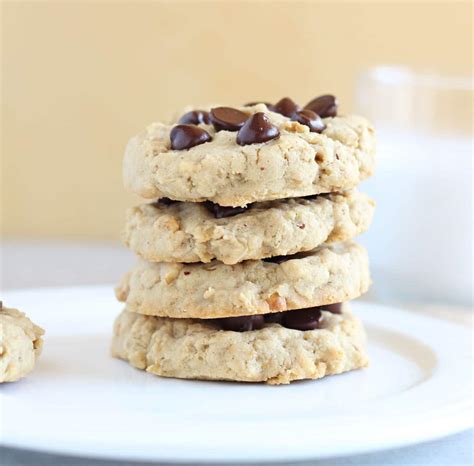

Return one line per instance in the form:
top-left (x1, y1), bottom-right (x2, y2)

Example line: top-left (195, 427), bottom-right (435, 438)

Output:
top-left (271, 97), bottom-right (300, 118)
top-left (263, 255), bottom-right (289, 264)
top-left (210, 107), bottom-right (248, 132)
top-left (292, 109), bottom-right (326, 133)
top-left (282, 307), bottom-right (322, 331)
top-left (205, 202), bottom-right (248, 219)
top-left (209, 304), bottom-right (337, 332)
top-left (178, 110), bottom-right (210, 125)
top-left (215, 315), bottom-right (265, 332)
top-left (323, 303), bottom-right (342, 314)
top-left (170, 124), bottom-right (212, 150)
top-left (244, 101), bottom-right (273, 107)
top-left (263, 250), bottom-right (313, 264)
top-left (304, 94), bottom-right (338, 118)
top-left (264, 312), bottom-right (284, 324)
top-left (236, 113), bottom-right (280, 146)
top-left (153, 197), bottom-right (177, 207)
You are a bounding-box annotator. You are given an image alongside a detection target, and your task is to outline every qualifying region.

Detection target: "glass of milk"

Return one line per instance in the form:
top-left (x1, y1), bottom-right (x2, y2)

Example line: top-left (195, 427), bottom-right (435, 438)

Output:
top-left (355, 66), bottom-right (472, 306)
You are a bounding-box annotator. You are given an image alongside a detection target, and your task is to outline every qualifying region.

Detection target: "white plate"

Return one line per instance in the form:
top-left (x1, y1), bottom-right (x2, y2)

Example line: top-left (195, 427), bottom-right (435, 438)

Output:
top-left (0, 286), bottom-right (472, 462)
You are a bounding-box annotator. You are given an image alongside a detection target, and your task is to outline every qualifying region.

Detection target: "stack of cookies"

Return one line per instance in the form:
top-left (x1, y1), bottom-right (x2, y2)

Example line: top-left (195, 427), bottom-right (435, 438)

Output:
top-left (112, 95), bottom-right (376, 385)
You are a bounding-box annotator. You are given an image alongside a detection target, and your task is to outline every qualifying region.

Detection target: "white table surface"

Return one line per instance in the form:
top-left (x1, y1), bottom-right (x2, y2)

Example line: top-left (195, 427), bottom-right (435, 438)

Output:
top-left (1, 240), bottom-right (472, 466)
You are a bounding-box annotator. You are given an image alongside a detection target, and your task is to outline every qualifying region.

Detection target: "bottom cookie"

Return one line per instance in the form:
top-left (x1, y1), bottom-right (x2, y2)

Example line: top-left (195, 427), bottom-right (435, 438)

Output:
top-left (0, 305), bottom-right (44, 383)
top-left (111, 305), bottom-right (368, 385)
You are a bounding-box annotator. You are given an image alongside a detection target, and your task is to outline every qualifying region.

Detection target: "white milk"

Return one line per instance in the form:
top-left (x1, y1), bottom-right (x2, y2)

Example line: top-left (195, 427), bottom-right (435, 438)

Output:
top-left (356, 66), bottom-right (473, 305)
top-left (359, 127), bottom-right (472, 305)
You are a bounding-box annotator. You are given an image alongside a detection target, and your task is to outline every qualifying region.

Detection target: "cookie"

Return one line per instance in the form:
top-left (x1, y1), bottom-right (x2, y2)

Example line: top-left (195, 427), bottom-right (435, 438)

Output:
top-left (0, 305), bottom-right (44, 383)
top-left (111, 305), bottom-right (368, 384)
top-left (115, 241), bottom-right (370, 318)
top-left (123, 103), bottom-right (375, 206)
top-left (124, 190), bottom-right (375, 265)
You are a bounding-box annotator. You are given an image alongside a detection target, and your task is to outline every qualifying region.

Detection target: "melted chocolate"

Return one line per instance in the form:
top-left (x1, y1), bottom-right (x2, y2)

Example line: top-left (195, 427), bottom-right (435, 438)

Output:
top-left (154, 197), bottom-right (177, 206)
top-left (262, 250), bottom-right (315, 264)
top-left (153, 192), bottom-right (325, 218)
top-left (206, 304), bottom-right (343, 332)
top-left (204, 202), bottom-right (249, 219)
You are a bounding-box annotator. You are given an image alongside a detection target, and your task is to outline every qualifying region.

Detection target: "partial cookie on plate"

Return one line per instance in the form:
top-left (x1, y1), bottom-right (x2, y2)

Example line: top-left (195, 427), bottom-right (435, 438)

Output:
top-left (0, 304), bottom-right (44, 383)
top-left (124, 190), bottom-right (375, 265)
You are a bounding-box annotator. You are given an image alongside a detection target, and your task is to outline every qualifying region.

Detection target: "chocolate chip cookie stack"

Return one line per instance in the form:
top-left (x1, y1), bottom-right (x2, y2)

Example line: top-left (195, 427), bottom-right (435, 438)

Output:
top-left (112, 95), bottom-right (376, 384)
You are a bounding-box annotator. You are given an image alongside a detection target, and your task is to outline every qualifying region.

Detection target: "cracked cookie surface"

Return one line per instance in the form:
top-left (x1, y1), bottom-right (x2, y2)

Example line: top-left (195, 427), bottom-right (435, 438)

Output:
top-left (0, 307), bottom-right (44, 383)
top-left (115, 241), bottom-right (370, 318)
top-left (123, 104), bottom-right (376, 206)
top-left (124, 190), bottom-right (374, 265)
top-left (111, 305), bottom-right (368, 384)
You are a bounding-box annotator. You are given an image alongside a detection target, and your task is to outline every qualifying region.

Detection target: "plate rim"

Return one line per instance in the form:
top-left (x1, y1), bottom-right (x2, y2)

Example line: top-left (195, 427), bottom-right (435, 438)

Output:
top-left (0, 285), bottom-right (472, 462)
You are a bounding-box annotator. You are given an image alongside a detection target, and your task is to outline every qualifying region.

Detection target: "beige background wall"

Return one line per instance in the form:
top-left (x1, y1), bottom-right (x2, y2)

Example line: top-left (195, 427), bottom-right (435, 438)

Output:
top-left (2, 1), bottom-right (471, 240)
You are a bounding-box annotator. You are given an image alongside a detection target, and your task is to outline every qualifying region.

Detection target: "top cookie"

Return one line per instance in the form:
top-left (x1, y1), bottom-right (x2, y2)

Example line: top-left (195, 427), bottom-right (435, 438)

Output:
top-left (123, 99), bottom-right (376, 206)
